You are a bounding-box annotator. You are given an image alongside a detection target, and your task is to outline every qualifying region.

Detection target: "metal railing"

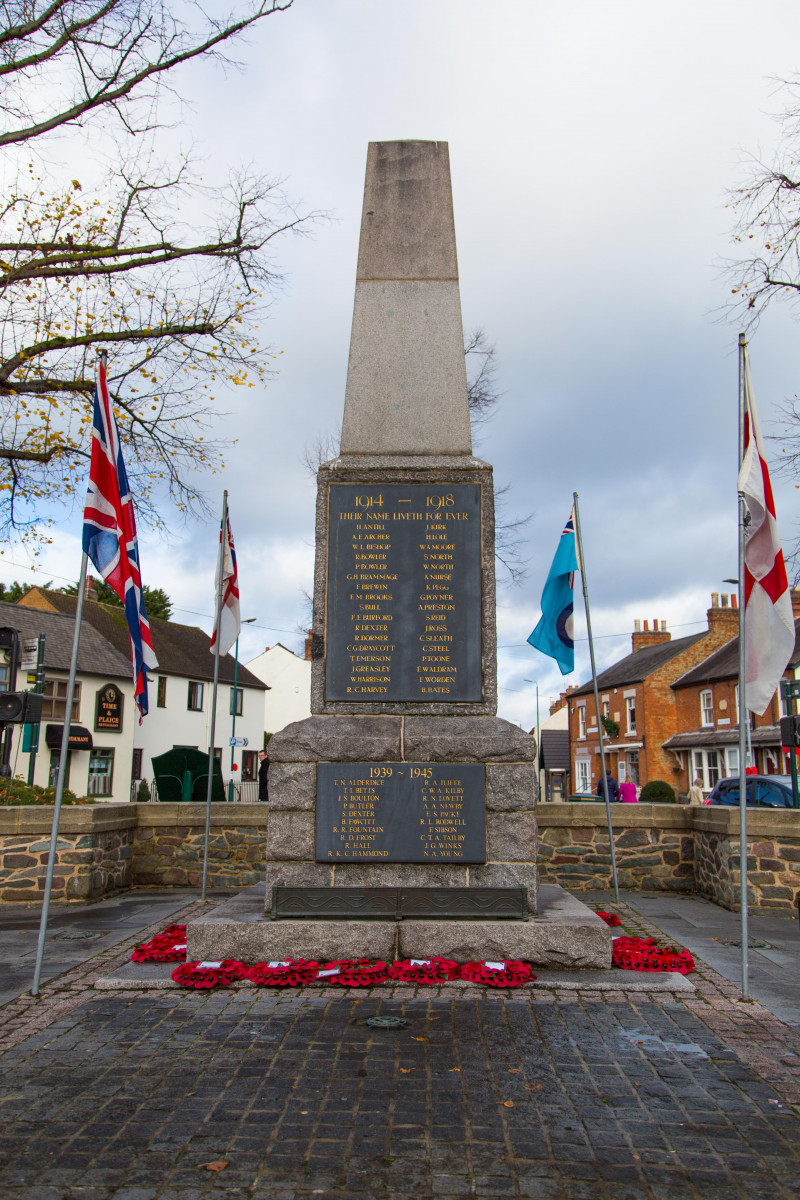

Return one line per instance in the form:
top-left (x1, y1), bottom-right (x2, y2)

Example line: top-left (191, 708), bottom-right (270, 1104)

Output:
top-left (129, 777), bottom-right (259, 802)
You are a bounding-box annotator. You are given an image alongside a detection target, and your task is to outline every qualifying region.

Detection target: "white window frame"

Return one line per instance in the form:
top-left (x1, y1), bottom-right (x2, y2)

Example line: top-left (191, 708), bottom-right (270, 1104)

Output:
top-left (700, 689), bottom-right (714, 727)
top-left (575, 759), bottom-right (591, 792)
top-left (692, 749), bottom-right (721, 791)
top-left (577, 705), bottom-right (586, 740)
top-left (625, 696), bottom-right (636, 735)
top-left (724, 747), bottom-right (740, 777)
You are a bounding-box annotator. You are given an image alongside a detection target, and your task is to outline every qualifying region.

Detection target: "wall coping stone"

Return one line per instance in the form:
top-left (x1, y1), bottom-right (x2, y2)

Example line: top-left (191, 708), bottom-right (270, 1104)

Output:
top-left (537, 802), bottom-right (800, 837)
top-left (133, 803), bottom-right (268, 829)
top-left (0, 803), bottom-right (138, 836)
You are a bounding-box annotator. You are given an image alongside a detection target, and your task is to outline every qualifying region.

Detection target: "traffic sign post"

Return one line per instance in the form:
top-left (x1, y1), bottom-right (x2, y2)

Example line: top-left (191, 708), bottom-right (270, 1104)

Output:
top-left (780, 680), bottom-right (800, 809)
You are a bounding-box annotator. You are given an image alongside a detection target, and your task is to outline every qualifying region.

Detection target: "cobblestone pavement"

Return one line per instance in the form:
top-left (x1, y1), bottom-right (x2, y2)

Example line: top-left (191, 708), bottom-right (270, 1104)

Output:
top-left (0, 895), bottom-right (798, 1200)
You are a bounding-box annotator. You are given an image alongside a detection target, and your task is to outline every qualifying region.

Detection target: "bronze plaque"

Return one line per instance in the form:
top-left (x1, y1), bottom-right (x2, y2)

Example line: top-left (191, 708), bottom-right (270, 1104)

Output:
top-left (325, 483), bottom-right (482, 701)
top-left (316, 762), bottom-right (486, 863)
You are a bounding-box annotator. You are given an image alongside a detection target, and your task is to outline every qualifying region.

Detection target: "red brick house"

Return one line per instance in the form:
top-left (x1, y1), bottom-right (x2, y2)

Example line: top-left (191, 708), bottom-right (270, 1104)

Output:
top-left (664, 617), bottom-right (800, 792)
top-left (568, 594), bottom-right (739, 794)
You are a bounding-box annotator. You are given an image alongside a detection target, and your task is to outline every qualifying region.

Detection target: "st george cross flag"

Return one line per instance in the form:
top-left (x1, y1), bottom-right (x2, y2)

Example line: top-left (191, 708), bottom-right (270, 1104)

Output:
top-left (83, 360), bottom-right (158, 716)
top-left (210, 507), bottom-right (240, 657)
top-left (738, 349), bottom-right (795, 715)
top-left (528, 508), bottom-right (580, 675)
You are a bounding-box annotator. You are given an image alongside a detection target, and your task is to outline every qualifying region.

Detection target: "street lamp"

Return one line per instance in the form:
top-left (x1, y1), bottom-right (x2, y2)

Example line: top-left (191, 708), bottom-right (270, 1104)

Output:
top-left (228, 618), bottom-right (257, 801)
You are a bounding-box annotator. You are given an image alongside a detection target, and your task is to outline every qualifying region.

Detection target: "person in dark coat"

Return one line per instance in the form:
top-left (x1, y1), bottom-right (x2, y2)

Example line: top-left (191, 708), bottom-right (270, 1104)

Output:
top-left (258, 749), bottom-right (270, 802)
top-left (596, 770), bottom-right (619, 802)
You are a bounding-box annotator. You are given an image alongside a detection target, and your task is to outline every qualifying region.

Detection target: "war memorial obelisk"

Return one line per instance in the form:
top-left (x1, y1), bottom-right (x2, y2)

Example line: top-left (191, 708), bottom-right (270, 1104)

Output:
top-left (189, 142), bottom-right (609, 967)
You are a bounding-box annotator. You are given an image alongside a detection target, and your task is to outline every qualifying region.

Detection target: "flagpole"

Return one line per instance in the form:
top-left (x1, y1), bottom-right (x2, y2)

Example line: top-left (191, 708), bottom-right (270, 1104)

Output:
top-left (201, 490), bottom-right (228, 902)
top-left (573, 492), bottom-right (620, 904)
top-left (31, 553), bottom-right (88, 995)
top-left (737, 333), bottom-right (750, 1001)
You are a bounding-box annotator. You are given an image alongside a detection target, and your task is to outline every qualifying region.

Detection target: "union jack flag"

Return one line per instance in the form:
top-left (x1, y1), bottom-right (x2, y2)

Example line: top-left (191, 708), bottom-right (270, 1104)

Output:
top-left (82, 359), bottom-right (158, 717)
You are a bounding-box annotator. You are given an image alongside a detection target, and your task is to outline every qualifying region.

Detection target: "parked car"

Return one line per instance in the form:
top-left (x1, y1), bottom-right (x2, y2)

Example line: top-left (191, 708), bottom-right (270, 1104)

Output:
top-left (704, 774), bottom-right (797, 809)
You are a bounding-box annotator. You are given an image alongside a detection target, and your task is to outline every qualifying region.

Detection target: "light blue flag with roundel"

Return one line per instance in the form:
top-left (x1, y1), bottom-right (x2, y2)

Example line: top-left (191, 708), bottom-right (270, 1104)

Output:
top-left (527, 507), bottom-right (579, 675)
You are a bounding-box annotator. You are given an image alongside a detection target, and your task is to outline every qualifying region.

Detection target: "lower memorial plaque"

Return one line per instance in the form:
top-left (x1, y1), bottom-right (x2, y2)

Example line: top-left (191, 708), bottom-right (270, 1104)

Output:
top-left (316, 762), bottom-right (486, 863)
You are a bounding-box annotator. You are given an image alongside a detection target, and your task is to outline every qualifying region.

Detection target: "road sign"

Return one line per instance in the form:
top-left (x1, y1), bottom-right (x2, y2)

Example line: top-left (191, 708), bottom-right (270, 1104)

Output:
top-left (228, 737), bottom-right (249, 747)
top-left (21, 637), bottom-right (39, 671)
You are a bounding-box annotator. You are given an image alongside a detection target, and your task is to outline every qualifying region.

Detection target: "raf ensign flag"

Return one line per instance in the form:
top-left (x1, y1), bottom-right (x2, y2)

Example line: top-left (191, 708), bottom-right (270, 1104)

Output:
top-left (738, 351), bottom-right (795, 715)
top-left (210, 508), bottom-right (241, 658)
top-left (82, 360), bottom-right (158, 717)
top-left (528, 508), bottom-right (579, 675)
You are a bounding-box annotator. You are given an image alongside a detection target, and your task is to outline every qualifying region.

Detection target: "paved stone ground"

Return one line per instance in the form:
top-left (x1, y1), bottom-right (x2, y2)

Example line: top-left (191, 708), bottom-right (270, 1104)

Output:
top-left (0, 894), bottom-right (799, 1200)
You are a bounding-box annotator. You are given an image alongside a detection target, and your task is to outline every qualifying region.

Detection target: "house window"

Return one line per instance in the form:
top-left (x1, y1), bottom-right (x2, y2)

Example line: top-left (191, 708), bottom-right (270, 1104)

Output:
top-left (229, 687), bottom-right (243, 717)
top-left (41, 679), bottom-right (81, 721)
top-left (157, 676), bottom-right (167, 708)
top-left (693, 749), bottom-right (720, 791)
top-left (242, 750), bottom-right (257, 781)
top-left (700, 690), bottom-right (714, 727)
top-left (0, 663), bottom-right (8, 692)
top-left (724, 747), bottom-right (740, 777)
top-left (575, 759), bottom-right (591, 792)
top-left (602, 699), bottom-right (609, 719)
top-left (48, 750), bottom-right (71, 789)
top-left (625, 696), bottom-right (636, 734)
top-left (187, 681), bottom-right (204, 711)
top-left (577, 706), bottom-right (586, 739)
top-left (87, 749), bottom-right (114, 797)
top-left (626, 751), bottom-right (639, 786)
top-left (131, 748), bottom-right (143, 780)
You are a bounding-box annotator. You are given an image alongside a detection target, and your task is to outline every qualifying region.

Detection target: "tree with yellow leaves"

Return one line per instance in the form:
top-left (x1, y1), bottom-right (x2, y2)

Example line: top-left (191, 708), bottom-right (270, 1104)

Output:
top-left (0, 1), bottom-right (317, 536)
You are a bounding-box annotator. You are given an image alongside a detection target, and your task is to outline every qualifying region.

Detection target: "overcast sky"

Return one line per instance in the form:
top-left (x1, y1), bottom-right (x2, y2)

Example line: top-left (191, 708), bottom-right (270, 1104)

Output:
top-left (4, 0), bottom-right (800, 729)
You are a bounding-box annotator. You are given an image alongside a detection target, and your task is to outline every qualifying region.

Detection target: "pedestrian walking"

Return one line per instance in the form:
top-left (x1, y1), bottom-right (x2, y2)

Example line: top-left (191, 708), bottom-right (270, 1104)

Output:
top-left (687, 777), bottom-right (705, 805)
top-left (258, 748), bottom-right (270, 802)
top-left (596, 770), bottom-right (620, 802)
top-left (618, 779), bottom-right (638, 803)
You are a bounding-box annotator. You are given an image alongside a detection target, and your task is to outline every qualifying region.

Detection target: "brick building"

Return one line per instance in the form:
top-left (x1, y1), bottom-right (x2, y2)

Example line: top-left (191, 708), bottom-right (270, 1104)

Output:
top-left (568, 593), bottom-right (739, 794)
top-left (664, 616), bottom-right (800, 792)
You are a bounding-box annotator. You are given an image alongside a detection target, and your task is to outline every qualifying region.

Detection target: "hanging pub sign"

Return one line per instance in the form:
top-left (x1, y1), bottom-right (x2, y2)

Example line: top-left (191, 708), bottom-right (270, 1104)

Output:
top-left (95, 683), bottom-right (123, 732)
top-left (45, 724), bottom-right (93, 751)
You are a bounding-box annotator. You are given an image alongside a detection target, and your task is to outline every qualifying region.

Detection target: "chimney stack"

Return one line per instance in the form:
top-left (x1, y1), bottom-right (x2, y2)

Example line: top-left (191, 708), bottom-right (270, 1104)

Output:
top-left (707, 592), bottom-right (739, 634)
top-left (304, 629), bottom-right (313, 661)
top-left (632, 616), bottom-right (671, 654)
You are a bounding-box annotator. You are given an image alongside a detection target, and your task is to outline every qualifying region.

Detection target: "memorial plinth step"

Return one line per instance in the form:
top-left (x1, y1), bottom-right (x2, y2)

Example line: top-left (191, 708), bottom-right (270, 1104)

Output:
top-left (186, 885), bottom-right (611, 969)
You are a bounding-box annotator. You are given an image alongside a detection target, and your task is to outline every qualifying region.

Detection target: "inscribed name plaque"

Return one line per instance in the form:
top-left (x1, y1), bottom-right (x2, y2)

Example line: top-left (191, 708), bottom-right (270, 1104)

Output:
top-left (325, 483), bottom-right (482, 701)
top-left (316, 762), bottom-right (486, 863)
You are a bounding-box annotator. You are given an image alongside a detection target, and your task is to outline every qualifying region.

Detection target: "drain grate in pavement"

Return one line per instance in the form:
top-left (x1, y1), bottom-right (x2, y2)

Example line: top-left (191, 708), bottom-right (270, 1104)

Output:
top-left (365, 1015), bottom-right (409, 1030)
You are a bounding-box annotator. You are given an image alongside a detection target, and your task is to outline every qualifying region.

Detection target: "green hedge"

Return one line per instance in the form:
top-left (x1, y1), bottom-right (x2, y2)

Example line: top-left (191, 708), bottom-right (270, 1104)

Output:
top-left (638, 779), bottom-right (677, 804)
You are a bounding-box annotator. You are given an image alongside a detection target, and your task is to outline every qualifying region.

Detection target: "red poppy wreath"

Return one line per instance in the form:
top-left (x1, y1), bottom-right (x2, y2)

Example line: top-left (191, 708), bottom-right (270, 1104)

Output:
top-left (171, 960), bottom-right (250, 989)
top-left (459, 960), bottom-right (535, 988)
top-left (387, 957), bottom-right (461, 984)
top-left (247, 959), bottom-right (320, 987)
top-left (317, 959), bottom-right (391, 987)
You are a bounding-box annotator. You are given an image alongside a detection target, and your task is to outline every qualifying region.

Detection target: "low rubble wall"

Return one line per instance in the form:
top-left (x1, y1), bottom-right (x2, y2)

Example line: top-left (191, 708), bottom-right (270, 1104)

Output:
top-left (1, 802), bottom-right (798, 910)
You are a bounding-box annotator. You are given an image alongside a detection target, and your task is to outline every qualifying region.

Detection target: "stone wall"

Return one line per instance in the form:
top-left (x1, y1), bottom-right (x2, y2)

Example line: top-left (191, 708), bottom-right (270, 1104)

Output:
top-left (537, 803), bottom-right (800, 912)
top-left (693, 807), bottom-right (800, 911)
top-left (132, 803), bottom-right (265, 890)
top-left (537, 804), bottom-right (695, 893)
top-left (2, 800), bottom-right (798, 911)
top-left (0, 805), bottom-right (135, 903)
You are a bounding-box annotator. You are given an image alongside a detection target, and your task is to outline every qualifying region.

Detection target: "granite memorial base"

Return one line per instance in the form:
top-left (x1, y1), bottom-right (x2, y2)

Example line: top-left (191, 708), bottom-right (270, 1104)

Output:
top-left (186, 883), bottom-right (612, 969)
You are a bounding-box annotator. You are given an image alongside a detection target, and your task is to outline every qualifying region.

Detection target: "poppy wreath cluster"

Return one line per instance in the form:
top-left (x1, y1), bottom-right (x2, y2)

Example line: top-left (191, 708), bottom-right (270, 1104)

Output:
top-left (131, 924), bottom-right (188, 963)
top-left (595, 911), bottom-right (622, 927)
top-left (387, 957), bottom-right (461, 985)
top-left (171, 960), bottom-right (250, 989)
top-left (317, 959), bottom-right (391, 987)
top-left (247, 959), bottom-right (320, 987)
top-left (459, 960), bottom-right (536, 988)
top-left (612, 936), bottom-right (694, 974)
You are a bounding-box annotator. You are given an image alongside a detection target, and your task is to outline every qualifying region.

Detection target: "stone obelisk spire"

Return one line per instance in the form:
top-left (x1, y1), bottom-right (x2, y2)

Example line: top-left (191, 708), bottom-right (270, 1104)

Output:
top-left (340, 141), bottom-right (472, 456)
